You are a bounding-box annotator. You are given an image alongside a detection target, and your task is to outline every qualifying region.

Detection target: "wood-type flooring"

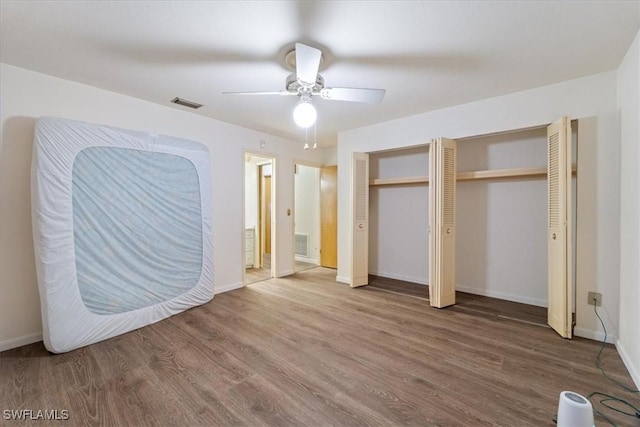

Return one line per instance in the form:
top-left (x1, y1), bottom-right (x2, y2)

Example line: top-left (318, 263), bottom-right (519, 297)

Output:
top-left (1, 267), bottom-right (638, 426)
top-left (246, 254), bottom-right (317, 285)
top-left (368, 275), bottom-right (548, 326)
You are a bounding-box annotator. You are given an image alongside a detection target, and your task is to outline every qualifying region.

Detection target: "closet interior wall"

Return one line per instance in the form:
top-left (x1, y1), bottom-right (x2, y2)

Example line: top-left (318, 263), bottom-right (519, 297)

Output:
top-left (368, 146), bottom-right (430, 285)
top-left (457, 127), bottom-right (575, 307)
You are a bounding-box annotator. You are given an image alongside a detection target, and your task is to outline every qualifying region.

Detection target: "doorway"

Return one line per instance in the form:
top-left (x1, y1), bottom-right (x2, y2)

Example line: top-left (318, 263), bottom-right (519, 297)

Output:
top-left (293, 164), bottom-right (321, 272)
top-left (244, 153), bottom-right (276, 285)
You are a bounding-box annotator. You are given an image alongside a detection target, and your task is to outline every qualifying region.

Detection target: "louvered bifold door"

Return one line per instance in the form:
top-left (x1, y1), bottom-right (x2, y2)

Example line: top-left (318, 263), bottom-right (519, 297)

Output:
top-left (429, 138), bottom-right (457, 308)
top-left (351, 152), bottom-right (369, 287)
top-left (547, 118), bottom-right (572, 338)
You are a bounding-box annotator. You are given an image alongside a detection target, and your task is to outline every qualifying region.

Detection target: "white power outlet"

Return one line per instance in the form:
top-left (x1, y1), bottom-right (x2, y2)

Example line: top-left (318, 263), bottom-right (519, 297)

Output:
top-left (587, 292), bottom-right (602, 306)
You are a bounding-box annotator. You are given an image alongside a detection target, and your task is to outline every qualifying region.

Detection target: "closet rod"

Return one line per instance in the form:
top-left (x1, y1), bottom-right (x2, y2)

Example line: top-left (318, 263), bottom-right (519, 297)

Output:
top-left (369, 164), bottom-right (577, 187)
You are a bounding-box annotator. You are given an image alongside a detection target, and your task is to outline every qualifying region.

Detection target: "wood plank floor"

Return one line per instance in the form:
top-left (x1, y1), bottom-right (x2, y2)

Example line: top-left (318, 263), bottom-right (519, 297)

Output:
top-left (246, 254), bottom-right (317, 285)
top-left (368, 275), bottom-right (548, 326)
top-left (1, 267), bottom-right (638, 426)
top-left (245, 253), bottom-right (272, 284)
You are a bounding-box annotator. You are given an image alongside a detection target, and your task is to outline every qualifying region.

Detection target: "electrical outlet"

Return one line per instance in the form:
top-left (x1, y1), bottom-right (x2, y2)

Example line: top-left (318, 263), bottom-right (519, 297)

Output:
top-left (587, 292), bottom-right (602, 306)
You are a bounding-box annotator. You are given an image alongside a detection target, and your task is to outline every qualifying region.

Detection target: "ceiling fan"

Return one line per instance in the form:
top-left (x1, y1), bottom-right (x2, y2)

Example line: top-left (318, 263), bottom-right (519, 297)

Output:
top-left (223, 43), bottom-right (386, 128)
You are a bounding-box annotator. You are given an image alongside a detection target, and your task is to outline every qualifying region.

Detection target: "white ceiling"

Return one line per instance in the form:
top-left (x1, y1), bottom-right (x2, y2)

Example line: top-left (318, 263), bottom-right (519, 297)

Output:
top-left (1, 1), bottom-right (638, 146)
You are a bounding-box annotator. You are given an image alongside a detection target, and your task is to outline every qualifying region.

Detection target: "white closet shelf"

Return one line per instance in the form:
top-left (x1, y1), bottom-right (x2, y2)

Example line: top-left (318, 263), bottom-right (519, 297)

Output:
top-left (369, 165), bottom-right (577, 187)
top-left (369, 176), bottom-right (429, 186)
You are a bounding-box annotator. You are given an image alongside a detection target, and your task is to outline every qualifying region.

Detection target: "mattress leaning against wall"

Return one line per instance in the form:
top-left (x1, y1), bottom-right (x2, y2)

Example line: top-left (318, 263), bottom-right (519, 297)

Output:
top-left (31, 117), bottom-right (214, 353)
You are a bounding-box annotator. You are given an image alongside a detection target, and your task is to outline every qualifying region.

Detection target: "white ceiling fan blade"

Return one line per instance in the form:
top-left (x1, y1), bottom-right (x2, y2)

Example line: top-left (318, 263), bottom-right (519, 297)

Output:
top-left (222, 90), bottom-right (296, 96)
top-left (295, 43), bottom-right (322, 87)
top-left (320, 87), bottom-right (386, 103)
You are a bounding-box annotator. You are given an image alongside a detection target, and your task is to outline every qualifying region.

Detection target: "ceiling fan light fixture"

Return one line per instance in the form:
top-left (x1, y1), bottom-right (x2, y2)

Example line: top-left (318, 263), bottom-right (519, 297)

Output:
top-left (293, 97), bottom-right (317, 128)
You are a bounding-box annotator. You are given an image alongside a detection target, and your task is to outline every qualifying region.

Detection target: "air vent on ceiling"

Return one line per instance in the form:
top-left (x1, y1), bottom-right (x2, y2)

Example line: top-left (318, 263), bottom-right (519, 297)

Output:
top-left (170, 97), bottom-right (203, 109)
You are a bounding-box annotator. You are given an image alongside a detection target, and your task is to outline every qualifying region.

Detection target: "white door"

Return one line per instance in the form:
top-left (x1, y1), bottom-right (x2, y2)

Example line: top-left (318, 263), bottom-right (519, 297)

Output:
top-left (429, 138), bottom-right (457, 308)
top-left (351, 152), bottom-right (369, 287)
top-left (547, 117), bottom-right (572, 338)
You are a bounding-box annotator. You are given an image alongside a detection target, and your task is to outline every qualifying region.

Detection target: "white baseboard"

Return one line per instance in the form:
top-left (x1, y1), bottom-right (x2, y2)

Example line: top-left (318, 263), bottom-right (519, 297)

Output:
top-left (367, 275), bottom-right (547, 307)
top-left (213, 281), bottom-right (244, 295)
top-left (574, 327), bottom-right (615, 344)
top-left (0, 332), bottom-right (43, 352)
top-left (276, 269), bottom-right (294, 278)
top-left (336, 275), bottom-right (350, 284)
top-left (295, 256), bottom-right (318, 264)
top-left (616, 338), bottom-right (640, 389)
top-left (455, 284), bottom-right (547, 308)
top-left (369, 270), bottom-right (428, 285)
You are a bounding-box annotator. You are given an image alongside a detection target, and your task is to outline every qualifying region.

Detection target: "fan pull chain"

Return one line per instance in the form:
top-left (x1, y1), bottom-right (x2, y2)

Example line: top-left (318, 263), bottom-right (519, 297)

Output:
top-left (304, 126), bottom-right (309, 150)
top-left (313, 122), bottom-right (317, 150)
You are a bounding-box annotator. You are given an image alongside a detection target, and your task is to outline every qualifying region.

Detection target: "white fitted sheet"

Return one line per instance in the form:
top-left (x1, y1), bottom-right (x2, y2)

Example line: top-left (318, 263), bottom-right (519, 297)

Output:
top-left (31, 117), bottom-right (214, 353)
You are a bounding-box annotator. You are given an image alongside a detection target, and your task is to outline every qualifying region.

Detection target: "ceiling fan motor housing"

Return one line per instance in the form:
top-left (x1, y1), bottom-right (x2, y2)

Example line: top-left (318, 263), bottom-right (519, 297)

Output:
top-left (286, 72), bottom-right (324, 94)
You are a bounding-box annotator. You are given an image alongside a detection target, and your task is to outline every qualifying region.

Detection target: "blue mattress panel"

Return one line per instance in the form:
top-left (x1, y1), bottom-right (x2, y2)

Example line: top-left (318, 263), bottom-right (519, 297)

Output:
top-left (72, 147), bottom-right (203, 314)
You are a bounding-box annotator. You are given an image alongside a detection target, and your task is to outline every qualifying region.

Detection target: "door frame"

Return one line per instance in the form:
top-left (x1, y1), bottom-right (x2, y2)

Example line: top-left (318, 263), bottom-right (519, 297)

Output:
top-left (260, 165), bottom-right (272, 264)
top-left (243, 151), bottom-right (277, 284)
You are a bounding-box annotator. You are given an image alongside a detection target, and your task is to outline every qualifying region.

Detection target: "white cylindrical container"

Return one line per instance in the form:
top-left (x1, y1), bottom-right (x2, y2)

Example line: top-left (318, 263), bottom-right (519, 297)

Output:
top-left (557, 391), bottom-right (595, 427)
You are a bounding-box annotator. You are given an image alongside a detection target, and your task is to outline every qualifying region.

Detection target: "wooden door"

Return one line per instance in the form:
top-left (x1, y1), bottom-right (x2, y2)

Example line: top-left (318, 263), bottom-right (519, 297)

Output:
top-left (264, 175), bottom-right (272, 255)
top-left (351, 153), bottom-right (369, 287)
top-left (547, 118), bottom-right (572, 338)
top-left (320, 166), bottom-right (338, 268)
top-left (429, 138), bottom-right (457, 308)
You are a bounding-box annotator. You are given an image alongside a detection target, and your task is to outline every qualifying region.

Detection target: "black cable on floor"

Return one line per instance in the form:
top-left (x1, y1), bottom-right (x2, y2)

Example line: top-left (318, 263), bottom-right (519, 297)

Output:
top-left (587, 302), bottom-right (639, 426)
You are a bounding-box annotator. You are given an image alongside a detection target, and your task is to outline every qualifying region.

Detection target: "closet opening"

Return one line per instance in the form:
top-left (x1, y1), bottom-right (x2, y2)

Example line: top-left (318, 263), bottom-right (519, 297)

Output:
top-left (368, 145), bottom-right (430, 289)
top-left (364, 122), bottom-right (578, 331)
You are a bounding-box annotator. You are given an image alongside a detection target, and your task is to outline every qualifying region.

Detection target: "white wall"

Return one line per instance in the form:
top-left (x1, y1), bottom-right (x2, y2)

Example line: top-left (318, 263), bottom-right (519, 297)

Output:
top-left (456, 129), bottom-right (549, 306)
top-left (294, 165), bottom-right (320, 264)
top-left (322, 146), bottom-right (338, 166)
top-left (369, 146), bottom-right (429, 284)
top-left (338, 71), bottom-right (620, 343)
top-left (617, 29), bottom-right (640, 388)
top-left (0, 63), bottom-right (324, 351)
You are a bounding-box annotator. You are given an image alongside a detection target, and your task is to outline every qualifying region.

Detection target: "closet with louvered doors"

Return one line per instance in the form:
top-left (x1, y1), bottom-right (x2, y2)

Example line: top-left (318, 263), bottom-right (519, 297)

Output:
top-left (455, 119), bottom-right (576, 337)
top-left (357, 141), bottom-right (458, 309)
top-left (429, 138), bottom-right (457, 308)
top-left (364, 145), bottom-right (430, 292)
top-left (354, 121), bottom-right (575, 335)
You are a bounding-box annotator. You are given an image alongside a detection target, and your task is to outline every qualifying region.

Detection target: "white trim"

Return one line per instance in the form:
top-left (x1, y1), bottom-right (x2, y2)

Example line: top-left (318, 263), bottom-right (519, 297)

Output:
top-left (368, 270), bottom-right (428, 286)
top-left (243, 150), bottom-right (277, 284)
top-left (616, 339), bottom-right (640, 389)
top-left (295, 255), bottom-right (318, 264)
top-left (336, 275), bottom-right (350, 284)
top-left (213, 281), bottom-right (244, 295)
top-left (574, 327), bottom-right (615, 344)
top-left (277, 269), bottom-right (295, 277)
top-left (0, 332), bottom-right (43, 352)
top-left (455, 284), bottom-right (547, 308)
